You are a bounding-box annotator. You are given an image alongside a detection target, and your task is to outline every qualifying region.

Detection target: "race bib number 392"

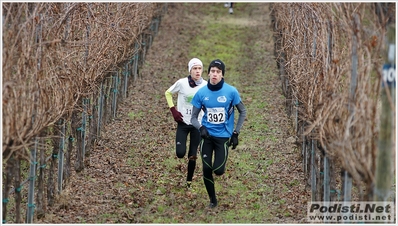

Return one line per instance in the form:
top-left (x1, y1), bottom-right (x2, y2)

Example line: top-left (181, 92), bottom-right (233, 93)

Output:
top-left (207, 107), bottom-right (226, 124)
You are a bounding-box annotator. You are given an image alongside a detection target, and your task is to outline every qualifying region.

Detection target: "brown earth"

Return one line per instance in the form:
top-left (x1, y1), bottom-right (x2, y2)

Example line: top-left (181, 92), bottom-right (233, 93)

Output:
top-left (37, 3), bottom-right (311, 224)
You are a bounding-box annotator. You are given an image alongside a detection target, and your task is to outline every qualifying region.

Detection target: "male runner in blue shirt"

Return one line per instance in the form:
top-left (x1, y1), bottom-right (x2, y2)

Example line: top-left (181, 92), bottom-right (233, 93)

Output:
top-left (191, 59), bottom-right (247, 208)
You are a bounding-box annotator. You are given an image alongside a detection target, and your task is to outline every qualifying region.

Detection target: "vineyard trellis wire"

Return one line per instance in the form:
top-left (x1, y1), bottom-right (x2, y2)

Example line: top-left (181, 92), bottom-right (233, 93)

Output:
top-left (2, 2), bottom-right (168, 223)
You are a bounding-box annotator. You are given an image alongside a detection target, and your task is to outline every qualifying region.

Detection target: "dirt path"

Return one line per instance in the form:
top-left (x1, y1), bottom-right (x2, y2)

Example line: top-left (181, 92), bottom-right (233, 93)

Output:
top-left (39, 3), bottom-right (310, 223)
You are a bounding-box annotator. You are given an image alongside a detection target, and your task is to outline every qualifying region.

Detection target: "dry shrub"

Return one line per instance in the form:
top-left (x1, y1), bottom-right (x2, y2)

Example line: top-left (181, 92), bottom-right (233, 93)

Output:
top-left (2, 3), bottom-right (163, 160)
top-left (272, 3), bottom-right (394, 186)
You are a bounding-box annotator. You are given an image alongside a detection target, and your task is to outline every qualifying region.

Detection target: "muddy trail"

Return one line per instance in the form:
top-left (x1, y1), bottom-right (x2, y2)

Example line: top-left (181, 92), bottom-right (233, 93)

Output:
top-left (39, 3), bottom-right (311, 224)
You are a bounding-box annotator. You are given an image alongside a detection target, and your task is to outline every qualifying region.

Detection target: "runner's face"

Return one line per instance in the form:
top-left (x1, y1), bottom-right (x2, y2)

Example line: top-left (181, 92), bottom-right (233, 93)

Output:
top-left (190, 65), bottom-right (203, 81)
top-left (208, 67), bottom-right (223, 85)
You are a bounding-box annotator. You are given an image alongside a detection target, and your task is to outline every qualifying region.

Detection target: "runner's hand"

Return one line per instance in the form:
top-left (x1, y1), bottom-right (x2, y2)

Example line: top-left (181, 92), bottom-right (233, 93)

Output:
top-left (229, 131), bottom-right (239, 149)
top-left (170, 107), bottom-right (183, 122)
top-left (199, 126), bottom-right (209, 139)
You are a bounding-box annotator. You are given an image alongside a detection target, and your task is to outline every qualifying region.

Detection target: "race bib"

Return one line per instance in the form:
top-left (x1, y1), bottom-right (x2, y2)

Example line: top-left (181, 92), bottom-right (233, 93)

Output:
top-left (182, 106), bottom-right (192, 117)
top-left (206, 107), bottom-right (226, 124)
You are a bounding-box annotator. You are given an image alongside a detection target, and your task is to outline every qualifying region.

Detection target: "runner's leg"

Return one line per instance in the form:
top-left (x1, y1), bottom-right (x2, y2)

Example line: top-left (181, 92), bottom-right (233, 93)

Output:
top-left (175, 122), bottom-right (189, 158)
top-left (187, 125), bottom-right (200, 182)
top-left (212, 137), bottom-right (229, 176)
top-left (200, 138), bottom-right (217, 207)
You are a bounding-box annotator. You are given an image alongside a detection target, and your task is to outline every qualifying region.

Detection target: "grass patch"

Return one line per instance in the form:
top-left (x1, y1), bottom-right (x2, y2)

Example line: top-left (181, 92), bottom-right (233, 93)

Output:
top-left (128, 111), bottom-right (144, 120)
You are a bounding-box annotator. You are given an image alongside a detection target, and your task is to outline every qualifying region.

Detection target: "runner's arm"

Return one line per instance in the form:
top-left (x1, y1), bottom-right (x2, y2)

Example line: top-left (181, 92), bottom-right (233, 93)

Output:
top-left (165, 89), bottom-right (175, 108)
top-left (234, 101), bottom-right (246, 133)
top-left (191, 106), bottom-right (202, 130)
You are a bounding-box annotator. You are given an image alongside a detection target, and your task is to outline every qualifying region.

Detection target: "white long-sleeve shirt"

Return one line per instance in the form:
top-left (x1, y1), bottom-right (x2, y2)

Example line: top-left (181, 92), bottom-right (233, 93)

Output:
top-left (165, 77), bottom-right (207, 125)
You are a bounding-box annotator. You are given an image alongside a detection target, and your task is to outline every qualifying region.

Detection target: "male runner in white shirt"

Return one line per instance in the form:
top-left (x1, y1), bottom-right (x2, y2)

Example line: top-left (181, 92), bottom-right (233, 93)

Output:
top-left (165, 58), bottom-right (207, 190)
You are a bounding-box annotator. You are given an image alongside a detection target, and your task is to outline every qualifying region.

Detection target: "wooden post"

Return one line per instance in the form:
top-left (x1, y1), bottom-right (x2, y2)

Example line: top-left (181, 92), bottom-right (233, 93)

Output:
top-left (58, 119), bottom-right (65, 193)
top-left (317, 145), bottom-right (323, 201)
top-left (36, 146), bottom-right (45, 219)
top-left (112, 74), bottom-right (118, 118)
top-left (14, 158), bottom-right (22, 223)
top-left (123, 63), bottom-right (129, 98)
top-left (134, 43), bottom-right (139, 81)
top-left (323, 155), bottom-right (330, 202)
top-left (311, 140), bottom-right (317, 201)
top-left (26, 139), bottom-right (37, 223)
top-left (97, 81), bottom-right (104, 138)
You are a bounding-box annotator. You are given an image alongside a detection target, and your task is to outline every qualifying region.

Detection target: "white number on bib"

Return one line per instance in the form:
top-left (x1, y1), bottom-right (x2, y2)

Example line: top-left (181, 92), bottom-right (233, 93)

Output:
top-left (207, 107), bottom-right (225, 124)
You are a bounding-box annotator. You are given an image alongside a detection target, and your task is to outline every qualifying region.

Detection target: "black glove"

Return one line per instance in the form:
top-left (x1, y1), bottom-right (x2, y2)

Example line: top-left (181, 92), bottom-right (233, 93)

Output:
top-left (229, 131), bottom-right (239, 149)
top-left (199, 126), bottom-right (209, 139)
